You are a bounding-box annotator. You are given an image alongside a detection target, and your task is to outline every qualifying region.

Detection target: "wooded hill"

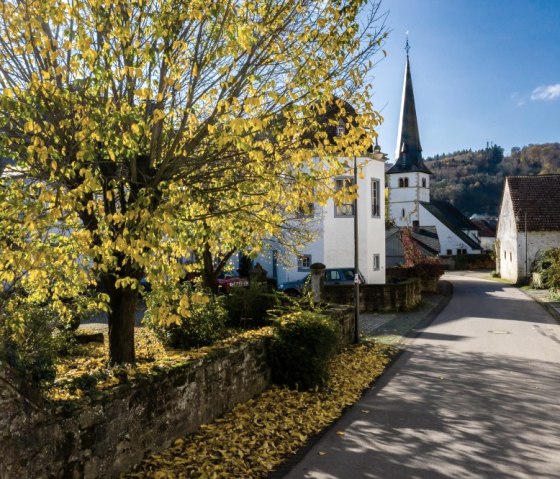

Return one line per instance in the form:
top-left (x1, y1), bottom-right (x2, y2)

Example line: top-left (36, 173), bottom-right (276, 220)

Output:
top-left (423, 143), bottom-right (560, 218)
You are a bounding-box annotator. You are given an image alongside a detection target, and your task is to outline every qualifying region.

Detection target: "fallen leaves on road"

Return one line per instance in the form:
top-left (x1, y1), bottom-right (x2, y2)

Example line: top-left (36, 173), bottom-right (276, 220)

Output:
top-left (123, 343), bottom-right (395, 479)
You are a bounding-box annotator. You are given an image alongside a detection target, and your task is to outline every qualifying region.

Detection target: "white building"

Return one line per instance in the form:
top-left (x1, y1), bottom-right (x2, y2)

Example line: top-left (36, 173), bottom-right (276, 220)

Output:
top-left (258, 149), bottom-right (387, 285)
top-left (496, 175), bottom-right (560, 283)
top-left (386, 45), bottom-right (482, 256)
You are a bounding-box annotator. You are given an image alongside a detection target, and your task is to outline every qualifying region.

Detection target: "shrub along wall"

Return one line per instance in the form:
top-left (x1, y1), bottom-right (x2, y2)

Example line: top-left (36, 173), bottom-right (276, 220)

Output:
top-left (0, 310), bottom-right (354, 479)
top-left (324, 278), bottom-right (422, 312)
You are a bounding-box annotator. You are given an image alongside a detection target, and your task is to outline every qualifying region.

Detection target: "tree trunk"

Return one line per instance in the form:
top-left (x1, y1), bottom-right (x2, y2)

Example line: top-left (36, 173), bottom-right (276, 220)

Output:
top-left (103, 277), bottom-right (138, 365)
top-left (201, 245), bottom-right (219, 293)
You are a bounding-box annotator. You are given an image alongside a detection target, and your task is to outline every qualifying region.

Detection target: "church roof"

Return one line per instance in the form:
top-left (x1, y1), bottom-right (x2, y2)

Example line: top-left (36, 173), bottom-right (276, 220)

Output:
top-left (386, 50), bottom-right (431, 175)
top-left (421, 200), bottom-right (481, 250)
top-left (386, 226), bottom-right (440, 258)
top-left (506, 175), bottom-right (560, 231)
top-left (411, 225), bottom-right (441, 255)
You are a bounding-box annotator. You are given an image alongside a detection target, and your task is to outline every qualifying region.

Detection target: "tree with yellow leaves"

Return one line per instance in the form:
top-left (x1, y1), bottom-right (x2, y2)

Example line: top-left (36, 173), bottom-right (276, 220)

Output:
top-left (0, 0), bottom-right (387, 365)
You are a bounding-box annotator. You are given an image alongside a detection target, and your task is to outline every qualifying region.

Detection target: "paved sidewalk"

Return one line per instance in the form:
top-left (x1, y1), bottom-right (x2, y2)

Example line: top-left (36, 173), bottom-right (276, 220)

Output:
top-left (520, 286), bottom-right (560, 323)
top-left (360, 288), bottom-right (450, 344)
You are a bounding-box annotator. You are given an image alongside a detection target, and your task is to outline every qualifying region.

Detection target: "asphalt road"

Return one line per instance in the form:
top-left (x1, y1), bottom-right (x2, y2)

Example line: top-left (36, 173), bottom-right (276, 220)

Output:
top-left (283, 272), bottom-right (560, 479)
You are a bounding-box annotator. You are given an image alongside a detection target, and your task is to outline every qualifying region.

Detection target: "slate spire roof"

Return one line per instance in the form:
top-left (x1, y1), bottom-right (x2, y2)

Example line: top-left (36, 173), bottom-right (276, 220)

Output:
top-left (387, 42), bottom-right (431, 175)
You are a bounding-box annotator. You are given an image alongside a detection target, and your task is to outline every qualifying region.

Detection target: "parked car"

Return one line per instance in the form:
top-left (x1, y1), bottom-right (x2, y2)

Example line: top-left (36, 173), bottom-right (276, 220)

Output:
top-left (277, 267), bottom-right (365, 296)
top-left (217, 271), bottom-right (249, 293)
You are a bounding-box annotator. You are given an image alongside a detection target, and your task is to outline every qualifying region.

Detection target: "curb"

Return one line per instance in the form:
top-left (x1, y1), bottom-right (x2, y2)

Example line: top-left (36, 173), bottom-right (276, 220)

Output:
top-left (519, 289), bottom-right (560, 325)
top-left (268, 281), bottom-right (453, 479)
top-left (403, 280), bottom-right (454, 342)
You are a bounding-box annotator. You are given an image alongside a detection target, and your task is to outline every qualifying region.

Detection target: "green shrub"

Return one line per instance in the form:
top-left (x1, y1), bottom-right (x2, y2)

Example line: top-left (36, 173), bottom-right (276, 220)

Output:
top-left (269, 311), bottom-right (339, 390)
top-left (144, 283), bottom-right (227, 349)
top-left (534, 248), bottom-right (560, 290)
top-left (224, 282), bottom-right (276, 327)
top-left (0, 303), bottom-right (59, 386)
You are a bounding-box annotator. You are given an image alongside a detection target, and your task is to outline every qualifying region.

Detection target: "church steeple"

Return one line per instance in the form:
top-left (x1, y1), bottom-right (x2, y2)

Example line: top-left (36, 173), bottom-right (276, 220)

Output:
top-left (387, 38), bottom-right (431, 175)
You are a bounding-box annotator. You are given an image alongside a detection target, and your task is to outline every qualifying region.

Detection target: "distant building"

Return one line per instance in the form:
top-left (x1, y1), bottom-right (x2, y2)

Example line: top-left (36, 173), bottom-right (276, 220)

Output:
top-left (386, 44), bottom-right (482, 256)
top-left (386, 224), bottom-right (440, 268)
top-left (510, 146), bottom-right (521, 155)
top-left (496, 175), bottom-right (560, 283)
top-left (470, 218), bottom-right (496, 252)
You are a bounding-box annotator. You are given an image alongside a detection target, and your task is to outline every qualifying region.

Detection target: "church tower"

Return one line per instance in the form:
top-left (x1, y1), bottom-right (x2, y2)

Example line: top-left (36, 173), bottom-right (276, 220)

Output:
top-left (387, 38), bottom-right (432, 226)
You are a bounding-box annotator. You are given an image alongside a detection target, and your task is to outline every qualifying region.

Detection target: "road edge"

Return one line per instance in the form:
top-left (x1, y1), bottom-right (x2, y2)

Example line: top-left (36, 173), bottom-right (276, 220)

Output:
top-left (268, 280), bottom-right (453, 479)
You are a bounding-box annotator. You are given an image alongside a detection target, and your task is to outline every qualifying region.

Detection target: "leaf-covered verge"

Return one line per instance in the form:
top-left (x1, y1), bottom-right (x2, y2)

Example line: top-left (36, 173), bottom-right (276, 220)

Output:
top-left (45, 327), bottom-right (272, 402)
top-left (123, 342), bottom-right (396, 479)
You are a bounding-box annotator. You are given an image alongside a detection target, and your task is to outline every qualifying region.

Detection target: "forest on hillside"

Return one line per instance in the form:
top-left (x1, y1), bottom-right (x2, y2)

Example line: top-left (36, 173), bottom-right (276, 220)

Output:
top-left (423, 143), bottom-right (560, 218)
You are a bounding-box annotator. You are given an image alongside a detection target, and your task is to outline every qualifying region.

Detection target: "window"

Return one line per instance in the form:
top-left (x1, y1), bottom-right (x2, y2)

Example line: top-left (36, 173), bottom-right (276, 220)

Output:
top-left (298, 254), bottom-right (312, 271)
top-left (326, 269), bottom-right (341, 281)
top-left (401, 208), bottom-right (406, 218)
top-left (335, 178), bottom-right (354, 217)
top-left (373, 254), bottom-right (380, 271)
top-left (336, 125), bottom-right (345, 136)
top-left (504, 251), bottom-right (506, 260)
top-left (446, 249), bottom-right (452, 255)
top-left (422, 178), bottom-right (427, 188)
top-left (404, 178), bottom-right (409, 187)
top-left (371, 178), bottom-right (380, 217)
top-left (510, 252), bottom-right (512, 261)
top-left (457, 248), bottom-right (467, 255)
top-left (399, 178), bottom-right (404, 187)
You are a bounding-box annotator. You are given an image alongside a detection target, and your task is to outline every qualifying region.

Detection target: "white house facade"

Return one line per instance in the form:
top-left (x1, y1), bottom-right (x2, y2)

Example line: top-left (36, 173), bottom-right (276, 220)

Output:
top-left (258, 152), bottom-right (387, 285)
top-left (497, 175), bottom-right (560, 283)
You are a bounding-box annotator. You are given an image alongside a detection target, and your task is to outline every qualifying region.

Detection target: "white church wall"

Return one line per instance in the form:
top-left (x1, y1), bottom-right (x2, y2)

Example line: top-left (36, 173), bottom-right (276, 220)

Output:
top-left (388, 171), bottom-right (429, 228)
top-left (418, 207), bottom-right (477, 255)
top-left (496, 183), bottom-right (519, 282)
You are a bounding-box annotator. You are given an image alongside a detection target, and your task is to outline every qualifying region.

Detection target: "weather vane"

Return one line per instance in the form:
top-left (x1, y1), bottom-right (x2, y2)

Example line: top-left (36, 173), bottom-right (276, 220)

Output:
top-left (405, 30), bottom-right (410, 55)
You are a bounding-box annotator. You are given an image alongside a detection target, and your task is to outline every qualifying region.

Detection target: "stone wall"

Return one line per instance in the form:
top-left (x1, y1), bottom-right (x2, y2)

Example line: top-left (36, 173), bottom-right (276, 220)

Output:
top-left (1, 310), bottom-right (355, 479)
top-left (324, 278), bottom-right (422, 312)
top-left (1, 339), bottom-right (271, 479)
top-left (324, 305), bottom-right (355, 346)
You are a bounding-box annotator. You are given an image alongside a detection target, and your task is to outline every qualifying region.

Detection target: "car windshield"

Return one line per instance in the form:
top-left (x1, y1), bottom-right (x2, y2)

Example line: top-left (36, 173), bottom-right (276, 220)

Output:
top-left (341, 269), bottom-right (355, 280)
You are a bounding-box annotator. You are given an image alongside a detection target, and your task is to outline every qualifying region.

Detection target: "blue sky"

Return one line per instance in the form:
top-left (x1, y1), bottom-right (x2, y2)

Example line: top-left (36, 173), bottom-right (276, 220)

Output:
top-left (370, 0), bottom-right (560, 159)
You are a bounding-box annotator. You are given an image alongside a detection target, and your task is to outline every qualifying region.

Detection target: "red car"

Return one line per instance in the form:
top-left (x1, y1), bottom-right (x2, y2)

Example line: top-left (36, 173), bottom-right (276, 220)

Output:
top-left (217, 272), bottom-right (249, 293)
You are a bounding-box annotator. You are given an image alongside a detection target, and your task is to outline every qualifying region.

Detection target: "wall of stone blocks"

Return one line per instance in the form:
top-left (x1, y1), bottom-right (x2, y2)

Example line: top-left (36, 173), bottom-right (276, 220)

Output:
top-left (1, 310), bottom-right (355, 479)
top-left (324, 278), bottom-right (422, 312)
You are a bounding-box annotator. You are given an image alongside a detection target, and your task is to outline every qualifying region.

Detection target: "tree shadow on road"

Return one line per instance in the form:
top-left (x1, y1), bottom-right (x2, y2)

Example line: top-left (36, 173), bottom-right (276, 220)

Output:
top-left (294, 344), bottom-right (560, 479)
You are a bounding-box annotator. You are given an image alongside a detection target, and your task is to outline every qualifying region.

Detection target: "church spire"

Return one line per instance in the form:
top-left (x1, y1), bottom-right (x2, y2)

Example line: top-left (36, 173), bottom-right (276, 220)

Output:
top-left (387, 37), bottom-right (431, 175)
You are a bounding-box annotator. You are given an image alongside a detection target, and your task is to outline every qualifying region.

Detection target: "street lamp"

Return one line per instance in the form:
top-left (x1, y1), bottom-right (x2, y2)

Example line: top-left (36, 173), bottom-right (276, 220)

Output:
top-left (353, 140), bottom-right (387, 344)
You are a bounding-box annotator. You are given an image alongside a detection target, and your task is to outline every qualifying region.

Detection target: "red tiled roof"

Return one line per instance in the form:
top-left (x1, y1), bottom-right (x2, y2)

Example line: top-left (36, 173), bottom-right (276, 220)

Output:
top-left (470, 219), bottom-right (496, 238)
top-left (507, 175), bottom-right (560, 231)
